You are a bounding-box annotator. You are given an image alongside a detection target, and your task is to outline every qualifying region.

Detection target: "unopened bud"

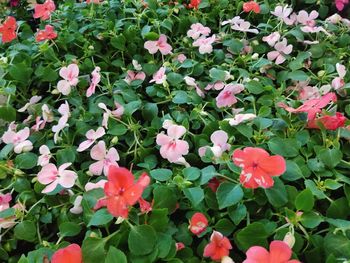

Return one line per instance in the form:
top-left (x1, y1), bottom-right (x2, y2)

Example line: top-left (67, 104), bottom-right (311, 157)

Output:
top-left (221, 256), bottom-right (235, 263)
top-left (283, 232), bottom-right (295, 248)
top-left (252, 53), bottom-right (259, 60)
top-left (317, 70), bottom-right (325, 77)
top-left (111, 136), bottom-right (119, 144)
top-left (116, 217), bottom-right (124, 224)
top-left (51, 89), bottom-right (59, 95)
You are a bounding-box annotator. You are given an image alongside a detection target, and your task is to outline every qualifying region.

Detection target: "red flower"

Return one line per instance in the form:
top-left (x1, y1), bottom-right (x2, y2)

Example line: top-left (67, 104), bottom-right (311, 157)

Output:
top-left (232, 147), bottom-right (286, 189)
top-left (36, 25), bottom-right (57, 42)
top-left (189, 212), bottom-right (208, 235)
top-left (138, 197), bottom-right (153, 214)
top-left (307, 112), bottom-right (346, 130)
top-left (243, 1), bottom-right (260, 13)
top-left (203, 231), bottom-right (232, 262)
top-left (208, 177), bottom-right (222, 193)
top-left (33, 0), bottom-right (56, 20)
top-left (188, 0), bottom-right (201, 9)
top-left (104, 166), bottom-right (150, 218)
top-left (10, 0), bottom-right (20, 7)
top-left (51, 244), bottom-right (82, 263)
top-left (0, 16), bottom-right (17, 44)
top-left (176, 242), bottom-right (185, 251)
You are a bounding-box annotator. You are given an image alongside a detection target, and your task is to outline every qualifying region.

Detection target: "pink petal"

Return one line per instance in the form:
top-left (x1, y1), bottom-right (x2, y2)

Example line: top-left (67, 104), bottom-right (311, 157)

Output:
top-left (59, 170), bottom-right (77, 188)
top-left (77, 140), bottom-right (94, 152)
top-left (167, 125), bottom-right (186, 139)
top-left (42, 180), bottom-right (59, 194)
top-left (267, 51), bottom-right (280, 61)
top-left (57, 80), bottom-right (71, 95)
top-left (89, 160), bottom-right (104, 176)
top-left (244, 246), bottom-right (270, 263)
top-left (144, 40), bottom-right (158, 54)
top-left (275, 54), bottom-right (286, 65)
top-left (90, 141), bottom-right (106, 160)
top-left (211, 130), bottom-right (228, 146)
top-left (156, 133), bottom-right (172, 146)
top-left (37, 163), bottom-right (58, 184)
top-left (269, 240), bottom-right (293, 262)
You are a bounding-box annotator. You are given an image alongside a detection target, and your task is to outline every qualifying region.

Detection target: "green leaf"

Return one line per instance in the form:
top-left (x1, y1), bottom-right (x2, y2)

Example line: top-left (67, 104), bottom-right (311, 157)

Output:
top-left (265, 178), bottom-right (288, 207)
top-left (214, 218), bottom-right (235, 236)
top-left (0, 208), bottom-right (15, 219)
top-left (183, 187), bottom-right (204, 206)
top-left (128, 225), bottom-right (157, 256)
top-left (88, 208), bottom-right (114, 227)
top-left (150, 169), bottom-right (172, 181)
top-left (200, 165), bottom-right (216, 185)
top-left (268, 138), bottom-right (300, 157)
top-left (108, 122), bottom-right (128, 136)
top-left (223, 39), bottom-right (244, 53)
top-left (324, 233), bottom-right (350, 258)
top-left (167, 72), bottom-right (183, 86)
top-left (209, 68), bottom-right (227, 81)
top-left (235, 222), bottom-right (270, 251)
top-left (153, 186), bottom-right (177, 213)
top-left (142, 103), bottom-right (158, 121)
top-left (183, 167), bottom-right (201, 181)
top-left (282, 160), bottom-right (303, 181)
top-left (228, 204), bottom-right (247, 225)
top-left (111, 35), bottom-right (126, 51)
top-left (288, 70), bottom-right (309, 81)
top-left (317, 148), bottom-right (342, 168)
top-left (295, 189), bottom-right (314, 211)
top-left (59, 222), bottom-right (82, 237)
top-left (143, 32), bottom-right (159, 40)
top-left (105, 247), bottom-right (127, 263)
top-left (15, 153), bottom-right (38, 169)
top-left (172, 90), bottom-right (188, 104)
top-left (14, 221), bottom-right (36, 242)
top-left (9, 63), bottom-right (33, 83)
top-left (0, 106), bottom-right (16, 122)
top-left (246, 80), bottom-right (264, 95)
top-left (82, 237), bottom-right (106, 263)
top-left (56, 147), bottom-right (76, 166)
top-left (300, 211), bottom-right (323, 228)
top-left (216, 183), bottom-right (244, 209)
top-left (148, 209), bottom-right (169, 232)
top-left (326, 197), bottom-right (349, 219)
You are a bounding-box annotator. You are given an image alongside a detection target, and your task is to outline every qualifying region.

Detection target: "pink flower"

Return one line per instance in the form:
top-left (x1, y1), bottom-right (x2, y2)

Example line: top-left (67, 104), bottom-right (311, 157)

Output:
top-left (156, 124), bottom-right (189, 163)
top-left (57, 64), bottom-right (79, 95)
top-left (37, 163), bottom-right (78, 194)
top-left (31, 116), bottom-right (46, 132)
top-left (77, 127), bottom-right (105, 152)
top-left (226, 113), bottom-right (257, 126)
top-left (267, 38), bottom-right (293, 65)
top-left (144, 34), bottom-right (172, 55)
top-left (150, 67), bottom-right (167, 85)
top-left (176, 54), bottom-right (187, 63)
top-left (0, 193), bottom-right (12, 212)
top-left (37, 145), bottom-right (52, 166)
top-left (89, 141), bottom-right (119, 176)
top-left (124, 70), bottom-right (146, 85)
top-left (70, 195), bottom-right (83, 214)
top-left (52, 101), bottom-right (70, 143)
top-left (198, 130), bottom-right (230, 158)
top-left (184, 76), bottom-right (205, 98)
top-left (297, 10), bottom-right (318, 27)
top-left (193, 35), bottom-right (216, 54)
top-left (216, 84), bottom-right (244, 108)
top-left (33, 0), bottom-right (56, 20)
top-left (205, 81), bottom-right (225, 91)
top-left (176, 243), bottom-right (185, 251)
top-left (98, 102), bottom-right (124, 129)
top-left (243, 240), bottom-right (300, 263)
top-left (18, 95), bottom-right (42, 112)
top-left (262, 32), bottom-right (280, 47)
top-left (223, 16), bottom-right (259, 33)
top-left (332, 63), bottom-right (346, 90)
top-left (85, 180), bottom-right (107, 191)
top-left (187, 23), bottom-right (211, 40)
top-left (326, 14), bottom-right (343, 24)
top-left (86, 67), bottom-right (101, 97)
top-left (271, 5), bottom-right (296, 25)
top-left (139, 198), bottom-right (153, 214)
top-left (299, 86), bottom-right (320, 101)
top-left (335, 0), bottom-right (349, 11)
top-left (2, 127), bottom-right (33, 154)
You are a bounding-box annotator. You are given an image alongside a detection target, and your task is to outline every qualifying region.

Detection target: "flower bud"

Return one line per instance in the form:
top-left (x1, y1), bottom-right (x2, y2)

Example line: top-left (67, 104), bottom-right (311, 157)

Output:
top-left (221, 256), bottom-right (235, 263)
top-left (317, 70), bottom-right (325, 77)
top-left (51, 89), bottom-right (59, 95)
top-left (111, 136), bottom-right (119, 144)
top-left (283, 232), bottom-right (296, 248)
top-left (252, 53), bottom-right (259, 60)
top-left (116, 217), bottom-right (124, 224)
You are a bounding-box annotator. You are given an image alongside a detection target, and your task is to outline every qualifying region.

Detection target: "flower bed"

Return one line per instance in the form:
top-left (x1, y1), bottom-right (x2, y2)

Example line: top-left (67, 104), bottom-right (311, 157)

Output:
top-left (0, 0), bottom-right (350, 262)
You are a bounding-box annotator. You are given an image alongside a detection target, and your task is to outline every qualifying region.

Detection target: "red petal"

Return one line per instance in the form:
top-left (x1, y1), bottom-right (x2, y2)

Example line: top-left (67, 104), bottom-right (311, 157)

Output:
top-left (123, 184), bottom-right (143, 206)
top-left (269, 240), bottom-right (293, 262)
top-left (51, 244), bottom-right (82, 263)
top-left (107, 166), bottom-right (134, 189)
top-left (106, 196), bottom-right (129, 218)
top-left (259, 155), bottom-right (286, 176)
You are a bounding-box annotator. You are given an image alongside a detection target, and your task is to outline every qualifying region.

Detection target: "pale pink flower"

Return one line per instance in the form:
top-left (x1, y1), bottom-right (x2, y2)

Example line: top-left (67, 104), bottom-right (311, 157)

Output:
top-left (198, 130), bottom-right (230, 158)
top-left (37, 145), bottom-right (52, 166)
top-left (332, 63), bottom-right (346, 90)
top-left (89, 141), bottom-right (119, 176)
top-left (226, 113), bottom-right (257, 126)
top-left (297, 10), bottom-right (318, 27)
top-left (222, 16), bottom-right (245, 26)
top-left (85, 180), bottom-right (107, 191)
top-left (0, 203), bottom-right (24, 229)
top-left (2, 127), bottom-right (33, 154)
top-left (187, 23), bottom-right (211, 40)
top-left (205, 81), bottom-right (225, 91)
top-left (299, 86), bottom-right (320, 100)
top-left (326, 14), bottom-right (342, 24)
top-left (176, 54), bottom-right (187, 63)
top-left (174, 157), bottom-right (191, 167)
top-left (267, 38), bottom-right (293, 65)
top-left (31, 116), bottom-right (45, 131)
top-left (86, 67), bottom-right (101, 97)
top-left (193, 35), bottom-right (216, 54)
top-left (98, 102), bottom-right (124, 128)
top-left (231, 20), bottom-right (259, 34)
top-left (162, 119), bottom-right (175, 129)
top-left (216, 84), bottom-right (244, 108)
top-left (57, 64), bottom-right (79, 95)
top-left (58, 101), bottom-right (70, 116)
top-left (77, 127), bottom-right (105, 152)
top-left (70, 195), bottom-right (83, 214)
top-left (144, 34), bottom-right (172, 55)
top-left (18, 95), bottom-right (42, 112)
top-left (37, 163), bottom-right (78, 194)
top-left (124, 70), bottom-right (146, 85)
top-left (150, 67), bottom-right (167, 84)
top-left (271, 5), bottom-right (296, 25)
top-left (0, 193), bottom-right (12, 212)
top-left (156, 124), bottom-right (189, 163)
top-left (52, 101), bottom-right (70, 144)
top-left (184, 76), bottom-right (205, 98)
top-left (262, 32), bottom-right (280, 47)
top-left (301, 25), bottom-right (327, 34)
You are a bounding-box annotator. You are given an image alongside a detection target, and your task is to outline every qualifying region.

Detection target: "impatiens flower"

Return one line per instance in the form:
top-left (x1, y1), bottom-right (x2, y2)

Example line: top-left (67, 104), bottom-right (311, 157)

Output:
top-left (98, 102), bottom-right (124, 128)
top-left (326, 14), bottom-right (342, 24)
top-left (144, 34), bottom-right (172, 55)
top-left (0, 193), bottom-right (12, 212)
top-left (189, 212), bottom-right (208, 235)
top-left (37, 145), bottom-right (52, 166)
top-left (33, 0), bottom-right (56, 20)
top-left (18, 95), bottom-right (42, 112)
top-left (193, 35), bottom-right (216, 54)
top-left (124, 70), bottom-right (146, 85)
top-left (232, 147), bottom-right (286, 189)
top-left (243, 1), bottom-right (260, 13)
top-left (188, 0), bottom-right (201, 9)
top-left (52, 101), bottom-right (70, 143)
top-left (243, 240), bottom-right (300, 263)
top-left (203, 231), bottom-right (232, 262)
top-left (184, 76), bottom-right (205, 98)
top-left (335, 0), bottom-right (349, 11)
top-left (262, 32), bottom-right (280, 47)
top-left (31, 116), bottom-right (46, 132)
top-left (70, 195), bottom-right (83, 214)
top-left (297, 10), bottom-right (318, 27)
top-left (104, 166), bottom-right (150, 218)
top-left (86, 66), bottom-right (101, 97)
top-left (199, 130), bottom-right (230, 158)
top-left (307, 112), bottom-right (346, 130)
top-left (205, 81), bottom-right (225, 91)
top-left (89, 141), bottom-right (119, 176)
top-left (85, 179), bottom-right (107, 191)
top-left (0, 16), bottom-right (17, 43)
top-left (150, 66), bottom-right (167, 84)
top-left (226, 113), bottom-right (256, 126)
top-left (223, 16), bottom-right (259, 34)
top-left (2, 127), bottom-right (33, 154)
top-left (176, 54), bottom-right (187, 63)
top-left (138, 198), bottom-right (153, 214)
top-left (77, 127), bottom-right (105, 152)
top-left (271, 5), bottom-right (296, 25)
top-left (156, 124), bottom-right (189, 163)
top-left (332, 63), bottom-right (346, 90)
top-left (267, 38), bottom-right (293, 65)
top-left (51, 244), bottom-right (82, 263)
top-left (216, 83), bottom-right (244, 108)
top-left (57, 64), bottom-right (79, 95)
top-left (37, 163), bottom-right (78, 193)
top-left (35, 25), bottom-right (57, 42)
top-left (187, 23), bottom-right (211, 40)
top-left (176, 242), bottom-right (185, 251)
top-left (10, 0), bottom-right (20, 7)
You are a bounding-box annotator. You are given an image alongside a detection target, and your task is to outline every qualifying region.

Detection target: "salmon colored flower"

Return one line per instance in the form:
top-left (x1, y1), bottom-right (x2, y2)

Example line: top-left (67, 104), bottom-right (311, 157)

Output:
top-left (0, 16), bottom-right (17, 43)
top-left (307, 112), bottom-right (346, 130)
top-left (104, 166), bottom-right (150, 218)
top-left (0, 193), bottom-right (12, 212)
top-left (189, 212), bottom-right (208, 235)
top-left (144, 34), bottom-right (172, 55)
top-left (33, 0), bottom-right (56, 20)
top-left (51, 244), bottom-right (82, 263)
top-left (188, 0), bottom-right (201, 9)
top-left (176, 242), bottom-right (185, 251)
top-left (243, 240), bottom-right (300, 263)
top-left (203, 231), bottom-right (232, 262)
top-left (232, 147), bottom-right (286, 189)
top-left (35, 25), bottom-right (57, 42)
top-left (243, 1), bottom-right (260, 13)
